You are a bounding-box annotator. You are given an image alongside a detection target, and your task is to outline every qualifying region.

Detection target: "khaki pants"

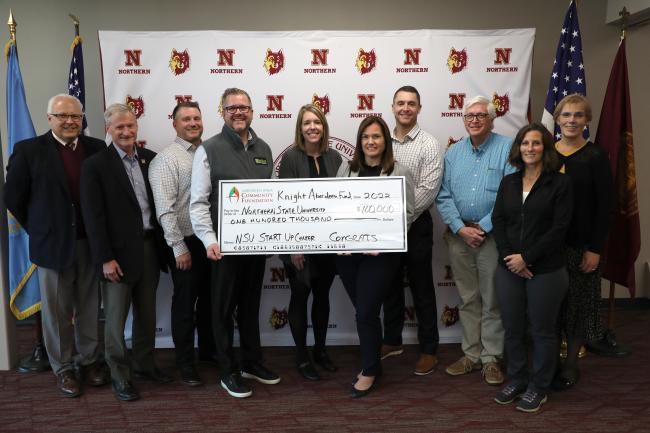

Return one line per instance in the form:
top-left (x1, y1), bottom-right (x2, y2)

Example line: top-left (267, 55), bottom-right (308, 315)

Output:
top-left (444, 230), bottom-right (503, 363)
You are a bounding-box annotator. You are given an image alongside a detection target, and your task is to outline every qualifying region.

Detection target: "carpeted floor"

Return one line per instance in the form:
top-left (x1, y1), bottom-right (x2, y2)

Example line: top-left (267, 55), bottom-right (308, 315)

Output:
top-left (1, 306), bottom-right (648, 433)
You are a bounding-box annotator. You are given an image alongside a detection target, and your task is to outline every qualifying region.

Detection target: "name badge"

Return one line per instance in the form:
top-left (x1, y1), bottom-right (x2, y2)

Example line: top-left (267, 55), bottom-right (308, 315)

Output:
top-left (254, 157), bottom-right (268, 165)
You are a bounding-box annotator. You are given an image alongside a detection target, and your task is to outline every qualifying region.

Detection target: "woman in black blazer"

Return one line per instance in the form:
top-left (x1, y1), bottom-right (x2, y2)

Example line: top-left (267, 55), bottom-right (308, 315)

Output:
top-left (336, 116), bottom-right (414, 398)
top-left (277, 104), bottom-right (342, 381)
top-left (492, 123), bottom-right (573, 413)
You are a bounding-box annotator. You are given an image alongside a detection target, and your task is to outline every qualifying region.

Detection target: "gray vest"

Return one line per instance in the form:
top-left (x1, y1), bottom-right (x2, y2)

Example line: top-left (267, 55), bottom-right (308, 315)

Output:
top-left (203, 124), bottom-right (273, 228)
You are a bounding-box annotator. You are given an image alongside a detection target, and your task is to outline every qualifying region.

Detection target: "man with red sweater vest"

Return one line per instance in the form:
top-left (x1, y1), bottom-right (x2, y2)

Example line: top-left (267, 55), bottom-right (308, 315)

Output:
top-left (5, 94), bottom-right (108, 397)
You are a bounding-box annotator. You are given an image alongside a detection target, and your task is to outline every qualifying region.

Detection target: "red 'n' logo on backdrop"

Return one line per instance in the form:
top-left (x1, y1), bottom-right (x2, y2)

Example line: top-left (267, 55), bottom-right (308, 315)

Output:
top-left (447, 48), bottom-right (467, 74)
top-left (263, 49), bottom-right (285, 75)
top-left (126, 95), bottom-right (145, 119)
top-left (174, 95), bottom-right (192, 105)
top-left (266, 95), bottom-right (284, 111)
top-left (492, 93), bottom-right (510, 117)
top-left (494, 48), bottom-right (512, 65)
top-left (357, 94), bottom-right (375, 111)
top-left (404, 48), bottom-right (421, 65)
top-left (355, 49), bottom-right (376, 74)
top-left (218, 49), bottom-right (235, 66)
top-left (169, 49), bottom-right (190, 75)
top-left (124, 50), bottom-right (142, 66)
top-left (312, 94), bottom-right (330, 115)
top-left (448, 93), bottom-right (466, 110)
top-left (311, 49), bottom-right (329, 66)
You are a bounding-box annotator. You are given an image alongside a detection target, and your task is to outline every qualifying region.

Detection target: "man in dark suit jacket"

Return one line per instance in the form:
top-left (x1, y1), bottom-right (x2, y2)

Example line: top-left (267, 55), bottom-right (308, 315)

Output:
top-left (80, 103), bottom-right (170, 402)
top-left (5, 94), bottom-right (108, 398)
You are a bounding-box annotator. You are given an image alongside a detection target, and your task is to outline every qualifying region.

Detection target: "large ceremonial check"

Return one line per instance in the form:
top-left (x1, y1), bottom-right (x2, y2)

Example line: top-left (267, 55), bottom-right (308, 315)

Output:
top-left (218, 177), bottom-right (408, 254)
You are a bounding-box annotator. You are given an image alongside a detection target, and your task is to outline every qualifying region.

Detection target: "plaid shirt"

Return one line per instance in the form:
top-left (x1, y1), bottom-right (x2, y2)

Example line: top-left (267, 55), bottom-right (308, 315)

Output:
top-left (392, 124), bottom-right (444, 219)
top-left (149, 136), bottom-right (197, 257)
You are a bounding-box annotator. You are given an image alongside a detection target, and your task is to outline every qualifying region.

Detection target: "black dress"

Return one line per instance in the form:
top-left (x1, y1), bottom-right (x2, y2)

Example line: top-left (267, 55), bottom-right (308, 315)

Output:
top-left (556, 141), bottom-right (614, 341)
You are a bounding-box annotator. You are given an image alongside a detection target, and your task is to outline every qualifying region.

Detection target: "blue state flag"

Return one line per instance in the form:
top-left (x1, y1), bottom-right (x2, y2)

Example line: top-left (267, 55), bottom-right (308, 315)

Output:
top-left (5, 41), bottom-right (40, 319)
top-left (541, 0), bottom-right (588, 140)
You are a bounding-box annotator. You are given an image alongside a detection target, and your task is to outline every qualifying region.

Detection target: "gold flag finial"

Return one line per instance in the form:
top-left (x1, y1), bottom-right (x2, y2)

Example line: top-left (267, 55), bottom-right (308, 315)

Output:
top-left (69, 13), bottom-right (79, 36)
top-left (619, 7), bottom-right (630, 39)
top-left (69, 13), bottom-right (82, 50)
top-left (8, 9), bottom-right (16, 42)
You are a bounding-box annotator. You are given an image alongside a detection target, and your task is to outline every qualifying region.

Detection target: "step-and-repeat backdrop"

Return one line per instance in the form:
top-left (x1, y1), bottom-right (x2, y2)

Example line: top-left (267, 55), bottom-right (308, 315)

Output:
top-left (98, 29), bottom-right (534, 347)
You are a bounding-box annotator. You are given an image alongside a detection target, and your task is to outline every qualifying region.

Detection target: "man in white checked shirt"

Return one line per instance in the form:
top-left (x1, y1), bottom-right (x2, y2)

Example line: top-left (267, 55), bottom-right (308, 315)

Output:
top-left (381, 86), bottom-right (444, 376)
top-left (149, 101), bottom-right (215, 387)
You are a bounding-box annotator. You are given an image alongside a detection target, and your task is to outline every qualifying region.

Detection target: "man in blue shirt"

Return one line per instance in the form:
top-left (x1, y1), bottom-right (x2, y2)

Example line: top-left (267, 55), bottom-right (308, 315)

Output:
top-left (436, 95), bottom-right (514, 386)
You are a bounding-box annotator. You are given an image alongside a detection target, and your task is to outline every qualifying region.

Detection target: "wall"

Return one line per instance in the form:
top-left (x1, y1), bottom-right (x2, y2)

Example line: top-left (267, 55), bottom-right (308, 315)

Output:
top-left (0, 0), bottom-right (648, 297)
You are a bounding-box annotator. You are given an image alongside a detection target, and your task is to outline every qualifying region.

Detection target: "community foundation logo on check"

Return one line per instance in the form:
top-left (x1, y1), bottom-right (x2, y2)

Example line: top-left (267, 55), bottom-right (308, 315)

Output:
top-left (226, 186), bottom-right (274, 204)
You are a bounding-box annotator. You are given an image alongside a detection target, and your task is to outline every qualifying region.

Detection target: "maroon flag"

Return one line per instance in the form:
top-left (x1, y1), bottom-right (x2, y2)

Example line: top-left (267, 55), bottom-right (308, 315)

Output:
top-left (594, 38), bottom-right (640, 296)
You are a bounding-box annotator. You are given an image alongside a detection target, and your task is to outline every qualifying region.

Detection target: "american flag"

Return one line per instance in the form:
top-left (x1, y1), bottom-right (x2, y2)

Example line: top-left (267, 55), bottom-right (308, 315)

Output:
top-left (68, 36), bottom-right (88, 133)
top-left (541, 0), bottom-right (587, 140)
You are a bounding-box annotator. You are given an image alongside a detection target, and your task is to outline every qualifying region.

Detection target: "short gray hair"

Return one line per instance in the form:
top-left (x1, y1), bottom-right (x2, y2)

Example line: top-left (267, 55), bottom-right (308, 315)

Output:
top-left (463, 95), bottom-right (497, 120)
top-left (47, 94), bottom-right (82, 114)
top-left (104, 103), bottom-right (135, 127)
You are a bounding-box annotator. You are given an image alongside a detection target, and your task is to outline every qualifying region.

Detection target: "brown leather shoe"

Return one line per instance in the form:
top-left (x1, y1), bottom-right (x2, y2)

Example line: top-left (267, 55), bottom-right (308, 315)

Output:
top-left (482, 362), bottom-right (505, 385)
top-left (445, 356), bottom-right (482, 376)
top-left (57, 370), bottom-right (81, 398)
top-left (380, 344), bottom-right (404, 360)
top-left (83, 362), bottom-right (109, 387)
top-left (414, 354), bottom-right (438, 376)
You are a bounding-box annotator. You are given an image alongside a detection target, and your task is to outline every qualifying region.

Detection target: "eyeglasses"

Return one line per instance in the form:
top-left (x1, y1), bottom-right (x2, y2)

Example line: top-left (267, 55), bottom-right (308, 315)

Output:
top-left (463, 113), bottom-right (489, 121)
top-left (49, 113), bottom-right (84, 121)
top-left (223, 105), bottom-right (251, 114)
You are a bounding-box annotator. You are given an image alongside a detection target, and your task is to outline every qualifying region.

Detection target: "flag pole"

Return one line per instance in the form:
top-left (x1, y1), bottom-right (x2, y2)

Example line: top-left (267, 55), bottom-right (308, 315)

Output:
top-left (7, 10), bottom-right (50, 373)
top-left (587, 6), bottom-right (632, 358)
top-left (68, 13), bottom-right (79, 37)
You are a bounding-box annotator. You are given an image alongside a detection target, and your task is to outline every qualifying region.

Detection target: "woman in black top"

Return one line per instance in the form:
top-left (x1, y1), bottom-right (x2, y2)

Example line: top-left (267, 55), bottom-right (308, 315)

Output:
top-left (492, 123), bottom-right (573, 413)
top-left (552, 94), bottom-right (614, 390)
top-left (336, 116), bottom-right (414, 398)
top-left (277, 104), bottom-right (342, 381)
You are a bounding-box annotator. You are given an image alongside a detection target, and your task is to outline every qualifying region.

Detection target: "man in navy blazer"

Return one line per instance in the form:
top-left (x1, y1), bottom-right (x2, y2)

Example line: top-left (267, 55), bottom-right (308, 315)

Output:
top-left (5, 94), bottom-right (108, 397)
top-left (80, 103), bottom-right (169, 401)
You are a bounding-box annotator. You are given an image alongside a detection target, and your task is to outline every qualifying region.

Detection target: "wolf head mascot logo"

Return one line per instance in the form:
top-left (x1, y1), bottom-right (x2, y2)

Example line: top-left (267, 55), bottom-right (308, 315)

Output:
top-left (355, 49), bottom-right (376, 75)
top-left (447, 48), bottom-right (467, 74)
top-left (447, 137), bottom-right (460, 148)
top-left (441, 305), bottom-right (460, 327)
top-left (125, 95), bottom-right (145, 119)
top-left (312, 94), bottom-right (330, 115)
top-left (169, 49), bottom-right (190, 75)
top-left (269, 308), bottom-right (289, 330)
top-left (263, 49), bottom-right (285, 75)
top-left (492, 93), bottom-right (510, 117)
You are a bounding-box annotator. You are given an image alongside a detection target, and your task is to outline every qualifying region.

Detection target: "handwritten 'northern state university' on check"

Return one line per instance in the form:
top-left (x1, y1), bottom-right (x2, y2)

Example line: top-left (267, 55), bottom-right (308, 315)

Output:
top-left (218, 177), bottom-right (408, 255)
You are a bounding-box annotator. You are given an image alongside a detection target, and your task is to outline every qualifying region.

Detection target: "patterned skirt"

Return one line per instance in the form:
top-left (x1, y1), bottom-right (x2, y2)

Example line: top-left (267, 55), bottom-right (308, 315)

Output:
top-left (558, 246), bottom-right (604, 341)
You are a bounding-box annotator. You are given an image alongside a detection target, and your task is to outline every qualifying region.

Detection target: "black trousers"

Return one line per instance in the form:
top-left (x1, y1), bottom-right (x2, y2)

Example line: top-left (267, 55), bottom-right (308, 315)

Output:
top-left (285, 254), bottom-right (337, 364)
top-left (211, 254), bottom-right (266, 375)
top-left (382, 211), bottom-right (439, 354)
top-left (337, 253), bottom-right (401, 376)
top-left (495, 265), bottom-right (568, 392)
top-left (169, 235), bottom-right (215, 367)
